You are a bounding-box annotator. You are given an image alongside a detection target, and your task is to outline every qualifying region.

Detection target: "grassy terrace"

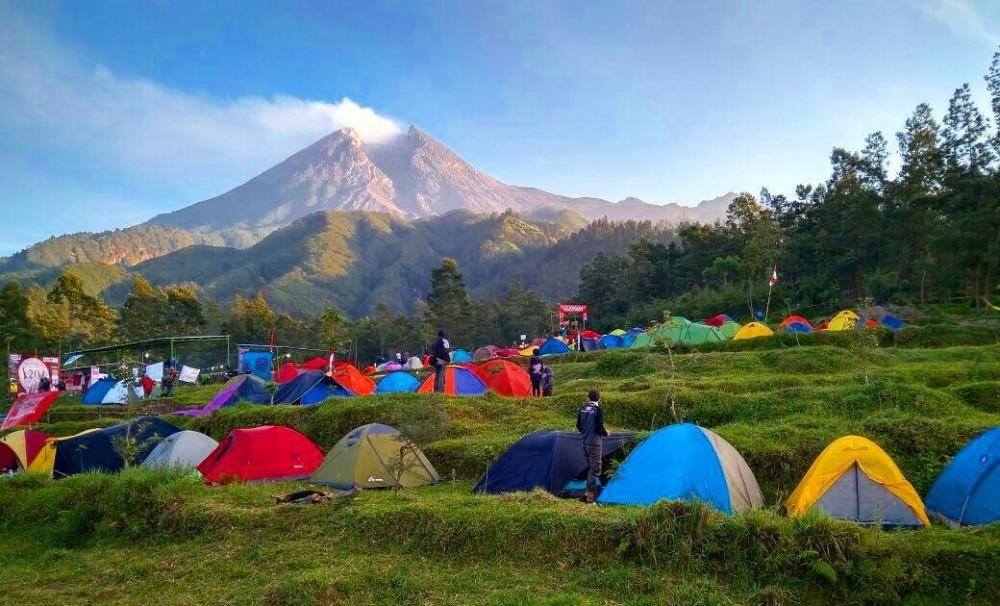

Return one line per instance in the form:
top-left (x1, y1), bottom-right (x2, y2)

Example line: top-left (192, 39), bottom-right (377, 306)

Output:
top-left (3, 324), bottom-right (999, 604)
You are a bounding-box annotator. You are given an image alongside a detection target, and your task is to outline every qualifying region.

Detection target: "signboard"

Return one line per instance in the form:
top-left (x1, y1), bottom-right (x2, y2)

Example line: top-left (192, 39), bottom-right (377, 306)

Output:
top-left (178, 365), bottom-right (201, 384)
top-left (8, 354), bottom-right (60, 393)
top-left (1, 391), bottom-right (60, 430)
top-left (557, 303), bottom-right (589, 323)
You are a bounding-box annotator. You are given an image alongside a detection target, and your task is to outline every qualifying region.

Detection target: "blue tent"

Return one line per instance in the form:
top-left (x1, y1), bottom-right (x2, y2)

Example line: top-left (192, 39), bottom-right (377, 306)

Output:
top-left (882, 314), bottom-right (905, 330)
top-left (473, 430), bottom-right (633, 495)
top-left (241, 351), bottom-right (274, 380)
top-left (598, 334), bottom-right (626, 349)
top-left (450, 348), bottom-right (473, 363)
top-left (52, 417), bottom-right (181, 477)
top-left (81, 377), bottom-right (117, 404)
top-left (579, 337), bottom-right (601, 352)
top-left (783, 321), bottom-right (813, 333)
top-left (621, 333), bottom-right (637, 348)
top-left (598, 423), bottom-right (764, 514)
top-left (537, 338), bottom-right (570, 356)
top-left (375, 371), bottom-right (420, 394)
top-left (273, 370), bottom-right (352, 405)
top-left (926, 427), bottom-right (1000, 527)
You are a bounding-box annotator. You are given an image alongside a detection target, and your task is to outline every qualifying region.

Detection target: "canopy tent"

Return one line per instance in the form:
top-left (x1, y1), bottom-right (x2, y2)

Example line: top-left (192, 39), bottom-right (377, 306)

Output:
top-left (598, 334), bottom-right (626, 349)
top-left (81, 377), bottom-right (142, 405)
top-left (450, 348), bottom-right (473, 363)
top-left (331, 364), bottom-right (376, 396)
top-left (0, 430), bottom-right (50, 471)
top-left (404, 356), bottom-right (424, 370)
top-left (141, 430), bottom-right (219, 470)
top-left (785, 435), bottom-right (929, 527)
top-left (598, 423), bottom-right (763, 514)
top-left (310, 423), bottom-right (439, 489)
top-left (417, 365), bottom-right (488, 396)
top-left (274, 362), bottom-right (300, 383)
top-left (705, 314), bottom-right (733, 327)
top-left (473, 430), bottom-right (633, 496)
top-left (198, 425), bottom-right (323, 484)
top-left (680, 323), bottom-right (725, 345)
top-left (537, 337), bottom-right (570, 356)
top-left (733, 322), bottom-right (775, 340)
top-left (374, 371), bottom-right (421, 394)
top-left (2, 391), bottom-right (61, 430)
top-left (46, 417), bottom-right (182, 477)
top-left (718, 321), bottom-right (742, 339)
top-left (272, 370), bottom-right (351, 405)
top-left (925, 428), bottom-right (1000, 527)
top-left (476, 359), bottom-right (532, 398)
top-left (826, 310), bottom-right (860, 331)
top-left (176, 373), bottom-right (271, 417)
top-left (473, 345), bottom-right (501, 362)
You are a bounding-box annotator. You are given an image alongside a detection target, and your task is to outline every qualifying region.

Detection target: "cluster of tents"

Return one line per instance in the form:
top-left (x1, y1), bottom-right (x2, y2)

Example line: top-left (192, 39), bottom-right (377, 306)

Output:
top-left (4, 418), bottom-right (995, 528)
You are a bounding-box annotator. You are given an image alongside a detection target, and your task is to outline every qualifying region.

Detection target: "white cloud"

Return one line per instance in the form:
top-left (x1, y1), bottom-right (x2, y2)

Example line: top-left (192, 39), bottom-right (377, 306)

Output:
top-left (921, 0), bottom-right (1000, 47)
top-left (0, 10), bottom-right (401, 189)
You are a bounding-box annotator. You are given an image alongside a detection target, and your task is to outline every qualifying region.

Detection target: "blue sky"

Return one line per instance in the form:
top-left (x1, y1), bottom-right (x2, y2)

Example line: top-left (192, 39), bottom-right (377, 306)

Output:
top-left (1, 0), bottom-right (999, 255)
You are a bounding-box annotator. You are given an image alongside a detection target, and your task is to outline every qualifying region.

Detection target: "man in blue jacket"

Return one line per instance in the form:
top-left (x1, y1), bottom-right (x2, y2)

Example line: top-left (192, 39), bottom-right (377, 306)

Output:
top-left (431, 330), bottom-right (451, 393)
top-left (577, 388), bottom-right (610, 503)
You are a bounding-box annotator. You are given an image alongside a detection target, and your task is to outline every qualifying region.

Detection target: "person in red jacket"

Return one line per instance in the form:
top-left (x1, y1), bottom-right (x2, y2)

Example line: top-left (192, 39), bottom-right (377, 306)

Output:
top-left (141, 374), bottom-right (155, 397)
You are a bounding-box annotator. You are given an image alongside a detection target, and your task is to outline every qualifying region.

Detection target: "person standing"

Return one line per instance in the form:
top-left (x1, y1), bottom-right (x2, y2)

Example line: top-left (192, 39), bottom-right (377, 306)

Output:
top-left (577, 389), bottom-right (610, 503)
top-left (432, 330), bottom-right (451, 393)
top-left (541, 364), bottom-right (554, 397)
top-left (141, 374), bottom-right (155, 398)
top-left (529, 349), bottom-right (542, 397)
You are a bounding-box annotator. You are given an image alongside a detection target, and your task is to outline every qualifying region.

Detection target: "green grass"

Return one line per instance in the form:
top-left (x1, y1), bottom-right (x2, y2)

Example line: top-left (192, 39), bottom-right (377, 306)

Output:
top-left (4, 334), bottom-right (1000, 604)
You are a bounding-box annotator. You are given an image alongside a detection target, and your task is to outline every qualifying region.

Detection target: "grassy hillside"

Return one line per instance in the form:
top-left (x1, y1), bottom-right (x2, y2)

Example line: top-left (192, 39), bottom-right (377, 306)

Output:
top-left (3, 335), bottom-right (999, 604)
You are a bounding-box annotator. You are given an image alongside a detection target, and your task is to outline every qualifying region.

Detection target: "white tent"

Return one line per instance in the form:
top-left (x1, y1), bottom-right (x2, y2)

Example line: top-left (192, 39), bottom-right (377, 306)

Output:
top-left (405, 357), bottom-right (424, 370)
top-left (141, 430), bottom-right (219, 470)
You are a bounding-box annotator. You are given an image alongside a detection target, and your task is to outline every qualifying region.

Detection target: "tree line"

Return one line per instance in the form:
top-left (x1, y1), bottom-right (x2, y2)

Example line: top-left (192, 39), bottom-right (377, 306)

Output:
top-left (577, 48), bottom-right (1000, 329)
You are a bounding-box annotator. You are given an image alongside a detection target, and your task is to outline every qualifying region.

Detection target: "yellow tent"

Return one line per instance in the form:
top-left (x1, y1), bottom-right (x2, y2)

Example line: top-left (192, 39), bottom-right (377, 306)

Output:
top-left (609, 329), bottom-right (627, 336)
top-left (28, 428), bottom-right (103, 475)
top-left (785, 435), bottom-right (929, 527)
top-left (826, 310), bottom-right (860, 331)
top-left (0, 430), bottom-right (50, 470)
top-left (733, 322), bottom-right (774, 340)
top-left (518, 346), bottom-right (536, 357)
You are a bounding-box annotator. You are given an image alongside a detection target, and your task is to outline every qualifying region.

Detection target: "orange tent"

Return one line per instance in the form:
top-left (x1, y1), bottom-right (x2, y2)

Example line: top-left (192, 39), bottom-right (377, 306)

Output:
top-left (331, 364), bottom-right (376, 396)
top-left (477, 359), bottom-right (532, 398)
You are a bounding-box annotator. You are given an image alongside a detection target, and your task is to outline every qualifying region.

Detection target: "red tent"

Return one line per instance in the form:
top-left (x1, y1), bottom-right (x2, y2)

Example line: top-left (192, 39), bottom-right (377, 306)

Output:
top-left (778, 315), bottom-right (814, 329)
top-left (198, 425), bottom-right (323, 484)
top-left (0, 429), bottom-right (50, 471)
top-left (705, 314), bottom-right (732, 327)
top-left (274, 362), bottom-right (299, 383)
top-left (495, 348), bottom-right (520, 358)
top-left (299, 357), bottom-right (330, 370)
top-left (578, 330), bottom-right (601, 339)
top-left (331, 364), bottom-right (376, 396)
top-left (477, 359), bottom-right (532, 398)
top-left (1, 391), bottom-right (60, 430)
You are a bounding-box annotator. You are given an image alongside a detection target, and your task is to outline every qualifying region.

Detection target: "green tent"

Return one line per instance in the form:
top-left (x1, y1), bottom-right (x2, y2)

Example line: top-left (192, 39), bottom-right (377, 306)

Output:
top-left (680, 322), bottom-right (725, 345)
top-left (309, 423), bottom-right (439, 489)
top-left (630, 332), bottom-right (654, 348)
top-left (631, 317), bottom-right (691, 348)
top-left (718, 321), bottom-right (741, 339)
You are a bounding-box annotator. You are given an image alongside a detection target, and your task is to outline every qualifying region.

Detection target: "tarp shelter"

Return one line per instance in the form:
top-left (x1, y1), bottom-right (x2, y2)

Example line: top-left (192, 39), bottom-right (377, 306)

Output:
top-left (332, 364), bottom-right (376, 396)
top-left (477, 359), bottom-right (532, 398)
top-left (81, 377), bottom-right (142, 405)
top-left (241, 351), bottom-right (273, 381)
top-left (450, 348), bottom-right (473, 363)
top-left (299, 357), bottom-right (330, 371)
top-left (826, 310), bottom-right (860, 331)
top-left (733, 322), bottom-right (775, 340)
top-left (925, 428), bottom-right (1000, 527)
top-left (473, 345), bottom-right (501, 362)
top-left (375, 371), bottom-right (421, 394)
top-left (598, 423), bottom-right (763, 514)
top-left (405, 356), bottom-right (424, 370)
top-left (537, 337), bottom-right (570, 356)
top-left (882, 314), bottom-right (905, 330)
top-left (417, 365), bottom-right (488, 396)
top-left (141, 430), bottom-right (219, 470)
top-left (718, 322), bottom-right (741, 339)
top-left (681, 323), bottom-right (725, 345)
top-left (310, 423), bottom-right (439, 489)
top-left (177, 373), bottom-right (271, 417)
top-left (598, 334), bottom-right (626, 349)
top-left (705, 314), bottom-right (733, 327)
top-left (785, 435), bottom-right (929, 527)
top-left (1, 391), bottom-right (60, 430)
top-left (0, 430), bottom-right (49, 471)
top-left (473, 430), bottom-right (633, 495)
top-left (272, 370), bottom-right (352, 405)
top-left (274, 362), bottom-right (300, 383)
top-left (198, 425), bottom-right (323, 484)
top-left (47, 417), bottom-right (182, 477)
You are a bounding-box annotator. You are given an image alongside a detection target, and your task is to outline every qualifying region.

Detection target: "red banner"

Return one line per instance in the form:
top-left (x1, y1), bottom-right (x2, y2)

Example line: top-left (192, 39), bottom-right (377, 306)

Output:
top-left (558, 303), bottom-right (588, 323)
top-left (1, 391), bottom-right (60, 430)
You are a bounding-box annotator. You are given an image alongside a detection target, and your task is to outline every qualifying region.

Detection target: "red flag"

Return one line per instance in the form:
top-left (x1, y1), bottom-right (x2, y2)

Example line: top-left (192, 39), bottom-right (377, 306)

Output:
top-left (2, 391), bottom-right (60, 430)
top-left (769, 266), bottom-right (779, 286)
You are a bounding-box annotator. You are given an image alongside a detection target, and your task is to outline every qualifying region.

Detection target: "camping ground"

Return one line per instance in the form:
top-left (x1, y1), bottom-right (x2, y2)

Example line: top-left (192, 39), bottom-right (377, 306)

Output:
top-left (2, 323), bottom-right (1000, 605)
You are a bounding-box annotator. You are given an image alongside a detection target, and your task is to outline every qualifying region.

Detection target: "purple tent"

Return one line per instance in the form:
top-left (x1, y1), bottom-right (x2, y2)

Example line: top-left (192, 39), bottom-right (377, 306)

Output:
top-left (174, 374), bottom-right (270, 417)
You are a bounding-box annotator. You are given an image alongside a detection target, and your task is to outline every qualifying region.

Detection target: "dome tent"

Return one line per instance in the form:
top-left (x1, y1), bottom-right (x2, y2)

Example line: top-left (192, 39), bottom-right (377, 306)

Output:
top-left (925, 428), bottom-right (1000, 527)
top-left (826, 310), bottom-right (860, 331)
top-left (198, 425), bottom-right (323, 484)
top-left (375, 371), bottom-right (421, 394)
top-left (0, 430), bottom-right (49, 471)
top-left (450, 348), bottom-right (473, 363)
top-left (537, 337), bottom-right (570, 356)
top-left (785, 436), bottom-right (929, 527)
top-left (733, 322), bottom-right (774, 340)
top-left (310, 423), bottom-right (439, 489)
top-left (81, 377), bottom-right (143, 405)
top-left (598, 423), bottom-right (763, 514)
top-left (142, 430), bottom-right (219, 470)
top-left (417, 365), bottom-right (487, 396)
top-left (476, 359), bottom-right (532, 397)
top-left (46, 417), bottom-right (182, 477)
top-left (175, 373), bottom-right (270, 417)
